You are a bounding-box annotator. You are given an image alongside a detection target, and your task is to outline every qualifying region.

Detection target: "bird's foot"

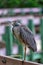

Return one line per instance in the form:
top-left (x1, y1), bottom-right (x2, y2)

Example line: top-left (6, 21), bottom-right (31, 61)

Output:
top-left (22, 60), bottom-right (24, 65)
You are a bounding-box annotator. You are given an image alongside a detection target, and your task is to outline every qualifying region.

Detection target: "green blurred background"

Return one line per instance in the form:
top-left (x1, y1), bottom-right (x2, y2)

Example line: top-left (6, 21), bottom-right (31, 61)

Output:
top-left (0, 0), bottom-right (43, 8)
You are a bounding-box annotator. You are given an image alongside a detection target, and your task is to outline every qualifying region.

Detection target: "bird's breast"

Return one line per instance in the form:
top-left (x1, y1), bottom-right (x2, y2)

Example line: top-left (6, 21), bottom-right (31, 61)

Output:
top-left (13, 27), bottom-right (25, 44)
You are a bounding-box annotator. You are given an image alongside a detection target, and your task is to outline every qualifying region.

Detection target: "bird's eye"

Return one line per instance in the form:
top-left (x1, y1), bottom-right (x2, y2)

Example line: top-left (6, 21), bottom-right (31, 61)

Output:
top-left (13, 22), bottom-right (20, 27)
top-left (15, 24), bottom-right (19, 26)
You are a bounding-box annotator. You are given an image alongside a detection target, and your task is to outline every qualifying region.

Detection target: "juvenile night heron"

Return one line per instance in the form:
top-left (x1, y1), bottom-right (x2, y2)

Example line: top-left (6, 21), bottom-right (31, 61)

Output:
top-left (12, 21), bottom-right (37, 60)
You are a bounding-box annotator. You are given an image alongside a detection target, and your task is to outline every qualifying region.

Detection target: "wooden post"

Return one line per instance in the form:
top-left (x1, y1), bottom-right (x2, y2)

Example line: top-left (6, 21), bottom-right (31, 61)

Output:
top-left (18, 41), bottom-right (23, 59)
top-left (40, 17), bottom-right (43, 64)
top-left (27, 19), bottom-right (35, 61)
top-left (5, 25), bottom-right (13, 56)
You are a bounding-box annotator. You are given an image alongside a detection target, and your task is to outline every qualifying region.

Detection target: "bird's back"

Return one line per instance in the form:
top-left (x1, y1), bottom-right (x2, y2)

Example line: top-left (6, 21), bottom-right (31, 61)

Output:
top-left (20, 25), bottom-right (37, 52)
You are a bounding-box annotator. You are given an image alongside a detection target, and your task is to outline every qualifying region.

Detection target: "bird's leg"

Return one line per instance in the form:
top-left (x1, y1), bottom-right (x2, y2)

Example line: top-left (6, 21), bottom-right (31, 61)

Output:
top-left (24, 44), bottom-right (26, 60)
top-left (22, 45), bottom-right (26, 65)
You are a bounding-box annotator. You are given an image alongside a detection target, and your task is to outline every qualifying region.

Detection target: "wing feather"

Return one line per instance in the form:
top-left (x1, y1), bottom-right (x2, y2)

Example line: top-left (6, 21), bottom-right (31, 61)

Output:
top-left (20, 26), bottom-right (37, 52)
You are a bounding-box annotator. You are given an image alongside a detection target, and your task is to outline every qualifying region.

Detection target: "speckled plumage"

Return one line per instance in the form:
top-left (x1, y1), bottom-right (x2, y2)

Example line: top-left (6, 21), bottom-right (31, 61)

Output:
top-left (12, 23), bottom-right (37, 52)
top-left (12, 22), bottom-right (37, 61)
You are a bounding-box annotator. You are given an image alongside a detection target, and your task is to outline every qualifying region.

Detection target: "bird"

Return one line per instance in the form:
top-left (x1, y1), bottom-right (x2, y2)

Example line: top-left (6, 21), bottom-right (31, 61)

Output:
top-left (12, 21), bottom-right (37, 61)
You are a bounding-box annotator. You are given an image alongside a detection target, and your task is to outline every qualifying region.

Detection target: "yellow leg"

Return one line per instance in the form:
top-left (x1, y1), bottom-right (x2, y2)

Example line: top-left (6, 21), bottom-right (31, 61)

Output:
top-left (22, 45), bottom-right (26, 65)
top-left (24, 45), bottom-right (26, 60)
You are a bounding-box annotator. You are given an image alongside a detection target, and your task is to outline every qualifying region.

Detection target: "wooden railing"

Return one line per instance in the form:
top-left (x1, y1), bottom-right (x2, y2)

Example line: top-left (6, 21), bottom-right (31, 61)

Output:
top-left (0, 55), bottom-right (42, 65)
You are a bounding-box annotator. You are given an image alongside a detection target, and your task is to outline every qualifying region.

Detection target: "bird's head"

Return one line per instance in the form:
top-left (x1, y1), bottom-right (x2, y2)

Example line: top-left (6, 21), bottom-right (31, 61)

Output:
top-left (12, 21), bottom-right (21, 27)
top-left (12, 21), bottom-right (21, 34)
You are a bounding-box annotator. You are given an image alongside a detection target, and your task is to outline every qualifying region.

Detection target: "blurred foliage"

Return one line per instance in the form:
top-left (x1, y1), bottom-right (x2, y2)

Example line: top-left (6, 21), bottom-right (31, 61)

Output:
top-left (0, 0), bottom-right (43, 8)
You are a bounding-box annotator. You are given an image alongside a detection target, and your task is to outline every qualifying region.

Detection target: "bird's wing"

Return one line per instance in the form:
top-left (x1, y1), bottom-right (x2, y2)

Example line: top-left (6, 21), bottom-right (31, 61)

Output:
top-left (20, 26), bottom-right (37, 52)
